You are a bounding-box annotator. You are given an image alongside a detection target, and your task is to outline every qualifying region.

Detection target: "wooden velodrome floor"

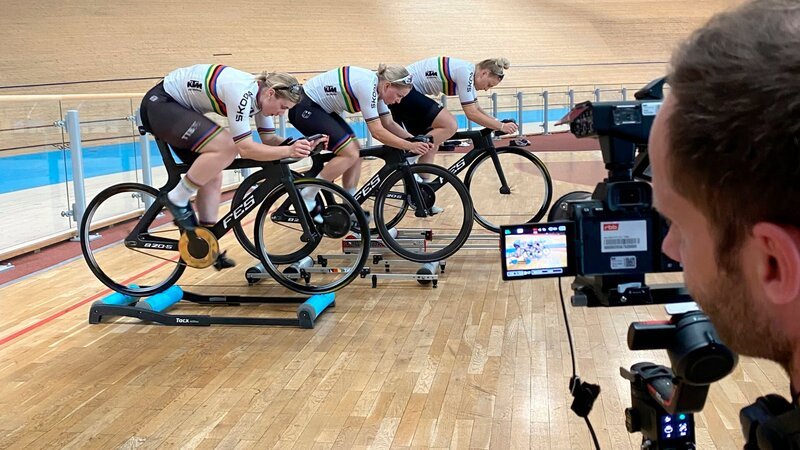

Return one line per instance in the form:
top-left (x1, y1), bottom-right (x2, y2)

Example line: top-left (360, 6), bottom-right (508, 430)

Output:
top-left (0, 150), bottom-right (789, 450)
top-left (2, 1), bottom-right (787, 449)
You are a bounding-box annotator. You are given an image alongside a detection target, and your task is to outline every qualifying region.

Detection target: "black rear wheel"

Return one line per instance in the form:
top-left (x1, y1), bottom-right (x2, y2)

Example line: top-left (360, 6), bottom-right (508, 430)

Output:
top-left (80, 183), bottom-right (185, 297)
top-left (254, 179), bottom-right (370, 294)
top-left (373, 163), bottom-right (473, 262)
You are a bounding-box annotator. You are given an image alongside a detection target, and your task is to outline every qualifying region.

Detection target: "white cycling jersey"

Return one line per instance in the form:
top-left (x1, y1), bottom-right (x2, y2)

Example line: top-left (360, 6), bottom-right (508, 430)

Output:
top-left (163, 64), bottom-right (275, 144)
top-left (406, 57), bottom-right (477, 106)
top-left (303, 66), bottom-right (390, 122)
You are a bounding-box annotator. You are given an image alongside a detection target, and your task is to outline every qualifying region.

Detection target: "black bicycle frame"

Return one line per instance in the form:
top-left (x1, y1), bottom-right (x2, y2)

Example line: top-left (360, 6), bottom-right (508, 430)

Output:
top-left (298, 145), bottom-right (433, 218)
top-left (125, 139), bottom-right (319, 252)
top-left (439, 128), bottom-right (512, 194)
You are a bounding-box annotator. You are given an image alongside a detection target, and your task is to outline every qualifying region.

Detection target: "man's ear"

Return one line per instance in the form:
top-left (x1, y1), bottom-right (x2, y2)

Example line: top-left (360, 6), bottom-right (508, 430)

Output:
top-left (751, 223), bottom-right (800, 305)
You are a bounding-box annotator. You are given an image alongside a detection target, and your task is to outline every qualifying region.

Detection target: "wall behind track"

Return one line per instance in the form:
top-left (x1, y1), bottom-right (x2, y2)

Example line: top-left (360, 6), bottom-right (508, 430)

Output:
top-left (0, 0), bottom-right (744, 93)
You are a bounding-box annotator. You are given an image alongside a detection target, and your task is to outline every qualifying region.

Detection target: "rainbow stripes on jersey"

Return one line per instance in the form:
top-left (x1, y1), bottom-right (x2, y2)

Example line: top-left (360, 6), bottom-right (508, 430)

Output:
top-left (337, 67), bottom-right (361, 113)
top-left (204, 65), bottom-right (227, 115)
top-left (439, 57), bottom-right (457, 96)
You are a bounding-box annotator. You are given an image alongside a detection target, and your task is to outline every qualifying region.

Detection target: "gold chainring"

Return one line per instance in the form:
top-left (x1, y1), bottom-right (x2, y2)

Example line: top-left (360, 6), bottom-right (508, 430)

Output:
top-left (178, 227), bottom-right (219, 268)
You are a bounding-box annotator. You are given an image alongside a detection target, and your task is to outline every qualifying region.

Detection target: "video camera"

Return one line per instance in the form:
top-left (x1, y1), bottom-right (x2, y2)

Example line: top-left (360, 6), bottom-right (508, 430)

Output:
top-left (499, 77), bottom-right (740, 449)
top-left (500, 76), bottom-right (687, 308)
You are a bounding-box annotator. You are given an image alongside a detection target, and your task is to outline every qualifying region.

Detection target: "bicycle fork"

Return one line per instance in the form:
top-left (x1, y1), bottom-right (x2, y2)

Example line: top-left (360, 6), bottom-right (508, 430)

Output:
top-left (283, 181), bottom-right (321, 243)
top-left (487, 148), bottom-right (512, 194)
top-left (400, 166), bottom-right (432, 218)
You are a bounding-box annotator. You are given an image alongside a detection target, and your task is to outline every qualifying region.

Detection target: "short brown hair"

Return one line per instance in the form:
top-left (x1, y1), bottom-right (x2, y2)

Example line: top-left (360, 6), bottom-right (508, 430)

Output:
top-left (667, 0), bottom-right (800, 269)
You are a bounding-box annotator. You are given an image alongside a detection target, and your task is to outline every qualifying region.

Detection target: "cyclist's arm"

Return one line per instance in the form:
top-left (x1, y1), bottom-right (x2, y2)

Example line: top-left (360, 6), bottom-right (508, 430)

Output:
top-left (236, 138), bottom-right (293, 161)
top-left (259, 133), bottom-right (285, 145)
top-left (379, 113), bottom-right (413, 139)
top-left (357, 80), bottom-right (414, 150)
top-left (366, 119), bottom-right (415, 151)
top-left (462, 102), bottom-right (504, 130)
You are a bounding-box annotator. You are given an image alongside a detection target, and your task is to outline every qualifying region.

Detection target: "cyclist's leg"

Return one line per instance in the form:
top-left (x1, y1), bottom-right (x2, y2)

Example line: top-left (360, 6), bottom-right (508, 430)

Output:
top-left (289, 97), bottom-right (360, 209)
top-left (164, 129), bottom-right (237, 229)
top-left (418, 108), bottom-right (457, 165)
top-left (195, 172), bottom-right (223, 226)
top-left (337, 139), bottom-right (362, 193)
top-left (141, 83), bottom-right (237, 229)
top-left (390, 89), bottom-right (456, 167)
top-left (288, 95), bottom-right (359, 218)
top-left (195, 172), bottom-right (236, 269)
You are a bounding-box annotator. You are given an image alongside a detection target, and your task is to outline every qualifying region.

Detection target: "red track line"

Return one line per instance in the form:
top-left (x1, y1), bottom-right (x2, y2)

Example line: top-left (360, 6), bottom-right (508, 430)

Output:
top-left (0, 258), bottom-right (176, 347)
top-left (0, 200), bottom-right (281, 347)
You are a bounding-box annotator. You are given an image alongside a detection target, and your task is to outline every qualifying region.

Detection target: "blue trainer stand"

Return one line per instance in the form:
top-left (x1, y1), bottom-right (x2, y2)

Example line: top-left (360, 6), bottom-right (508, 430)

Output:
top-left (88, 286), bottom-right (336, 329)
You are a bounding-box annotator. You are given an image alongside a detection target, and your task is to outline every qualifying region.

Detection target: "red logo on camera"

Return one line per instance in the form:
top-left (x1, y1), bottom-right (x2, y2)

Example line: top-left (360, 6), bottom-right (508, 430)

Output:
top-left (603, 223), bottom-right (619, 231)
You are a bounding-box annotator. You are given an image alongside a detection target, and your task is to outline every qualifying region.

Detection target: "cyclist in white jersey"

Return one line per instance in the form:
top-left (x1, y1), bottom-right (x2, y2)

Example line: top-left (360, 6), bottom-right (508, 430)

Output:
top-left (288, 64), bottom-right (433, 213)
top-left (140, 64), bottom-right (315, 268)
top-left (389, 57), bottom-right (518, 169)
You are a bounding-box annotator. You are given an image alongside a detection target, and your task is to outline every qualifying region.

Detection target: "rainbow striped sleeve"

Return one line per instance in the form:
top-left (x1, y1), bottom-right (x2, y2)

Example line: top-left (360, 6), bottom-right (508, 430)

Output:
top-left (338, 67), bottom-right (361, 113)
top-left (439, 57), bottom-right (458, 97)
top-left (203, 65), bottom-right (228, 115)
top-left (232, 131), bottom-right (252, 143)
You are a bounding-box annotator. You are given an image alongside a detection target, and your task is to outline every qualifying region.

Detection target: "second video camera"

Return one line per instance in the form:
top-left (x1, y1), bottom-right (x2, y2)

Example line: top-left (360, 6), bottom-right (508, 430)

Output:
top-left (500, 77), bottom-right (687, 307)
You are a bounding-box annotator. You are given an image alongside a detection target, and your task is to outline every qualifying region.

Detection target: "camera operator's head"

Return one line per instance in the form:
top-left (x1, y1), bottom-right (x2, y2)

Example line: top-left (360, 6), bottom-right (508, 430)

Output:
top-left (649, 0), bottom-right (800, 387)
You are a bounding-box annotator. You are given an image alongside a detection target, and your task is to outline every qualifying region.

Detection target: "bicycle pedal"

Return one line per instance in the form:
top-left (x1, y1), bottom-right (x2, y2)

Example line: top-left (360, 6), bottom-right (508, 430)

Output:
top-left (213, 250), bottom-right (236, 271)
top-left (510, 138), bottom-right (531, 147)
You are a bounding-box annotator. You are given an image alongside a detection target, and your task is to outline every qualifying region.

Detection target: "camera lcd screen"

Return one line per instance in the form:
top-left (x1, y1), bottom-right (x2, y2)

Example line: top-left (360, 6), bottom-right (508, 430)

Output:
top-left (500, 222), bottom-right (575, 280)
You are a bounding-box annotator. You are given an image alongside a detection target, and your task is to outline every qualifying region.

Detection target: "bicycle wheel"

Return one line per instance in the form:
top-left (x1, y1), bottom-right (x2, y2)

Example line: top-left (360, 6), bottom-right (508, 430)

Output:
top-left (373, 163), bottom-right (473, 262)
top-left (254, 179), bottom-right (369, 294)
top-left (80, 183), bottom-right (185, 297)
top-left (463, 147), bottom-right (552, 233)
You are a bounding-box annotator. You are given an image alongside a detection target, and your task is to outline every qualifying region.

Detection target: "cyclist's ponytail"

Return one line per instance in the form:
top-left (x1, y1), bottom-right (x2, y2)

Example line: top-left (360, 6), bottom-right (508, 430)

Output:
top-left (256, 71), bottom-right (302, 102)
top-left (476, 58), bottom-right (510, 80)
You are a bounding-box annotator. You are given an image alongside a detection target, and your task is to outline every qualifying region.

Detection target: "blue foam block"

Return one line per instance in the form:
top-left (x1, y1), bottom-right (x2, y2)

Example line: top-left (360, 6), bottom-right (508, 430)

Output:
top-left (100, 285), bottom-right (140, 305)
top-left (297, 292), bottom-right (335, 322)
top-left (138, 286), bottom-right (184, 312)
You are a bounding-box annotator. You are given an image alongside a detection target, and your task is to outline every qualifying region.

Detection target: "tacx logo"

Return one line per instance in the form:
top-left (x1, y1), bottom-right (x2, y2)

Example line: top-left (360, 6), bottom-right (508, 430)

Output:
top-left (324, 85), bottom-right (337, 94)
top-left (425, 70), bottom-right (437, 77)
top-left (235, 91), bottom-right (253, 122)
top-left (603, 223), bottom-right (620, 231)
top-left (187, 80), bottom-right (202, 90)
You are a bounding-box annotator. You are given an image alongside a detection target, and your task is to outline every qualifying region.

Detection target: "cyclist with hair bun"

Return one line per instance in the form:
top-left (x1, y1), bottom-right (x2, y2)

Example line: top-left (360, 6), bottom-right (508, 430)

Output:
top-left (140, 64), bottom-right (314, 268)
top-left (389, 57), bottom-right (518, 170)
top-left (288, 64), bottom-right (433, 215)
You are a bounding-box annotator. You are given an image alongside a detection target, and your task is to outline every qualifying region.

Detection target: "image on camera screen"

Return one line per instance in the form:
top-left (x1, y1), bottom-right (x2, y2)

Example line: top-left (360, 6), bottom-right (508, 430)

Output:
top-left (501, 222), bottom-right (575, 280)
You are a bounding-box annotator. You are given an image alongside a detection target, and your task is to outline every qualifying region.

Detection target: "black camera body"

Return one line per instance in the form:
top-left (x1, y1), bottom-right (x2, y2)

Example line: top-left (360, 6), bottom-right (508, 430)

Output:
top-left (501, 77), bottom-right (689, 307)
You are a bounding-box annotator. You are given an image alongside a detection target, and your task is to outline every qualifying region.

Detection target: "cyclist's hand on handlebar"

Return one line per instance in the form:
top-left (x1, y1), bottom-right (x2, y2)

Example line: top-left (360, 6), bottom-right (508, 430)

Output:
top-left (500, 121), bottom-right (518, 135)
top-left (407, 141), bottom-right (433, 155)
top-left (288, 139), bottom-right (313, 158)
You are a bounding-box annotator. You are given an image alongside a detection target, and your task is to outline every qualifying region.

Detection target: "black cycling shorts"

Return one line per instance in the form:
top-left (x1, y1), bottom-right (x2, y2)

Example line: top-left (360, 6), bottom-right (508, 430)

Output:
top-left (388, 87), bottom-right (444, 136)
top-left (287, 93), bottom-right (356, 154)
top-left (139, 81), bottom-right (223, 164)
